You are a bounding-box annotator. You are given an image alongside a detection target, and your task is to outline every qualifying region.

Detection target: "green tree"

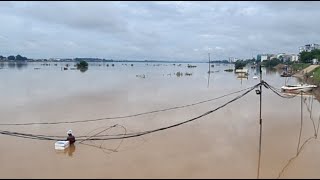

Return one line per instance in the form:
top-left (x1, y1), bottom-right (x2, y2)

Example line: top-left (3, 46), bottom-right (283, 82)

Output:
top-left (15, 54), bottom-right (27, 61)
top-left (76, 60), bottom-right (88, 69)
top-left (234, 60), bottom-right (247, 69)
top-left (299, 49), bottom-right (320, 63)
top-left (8, 55), bottom-right (15, 60)
top-left (262, 58), bottom-right (281, 67)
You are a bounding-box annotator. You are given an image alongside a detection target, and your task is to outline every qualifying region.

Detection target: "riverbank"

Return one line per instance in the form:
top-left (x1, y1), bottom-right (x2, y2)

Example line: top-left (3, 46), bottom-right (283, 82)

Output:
top-left (292, 64), bottom-right (319, 79)
top-left (291, 64), bottom-right (320, 101)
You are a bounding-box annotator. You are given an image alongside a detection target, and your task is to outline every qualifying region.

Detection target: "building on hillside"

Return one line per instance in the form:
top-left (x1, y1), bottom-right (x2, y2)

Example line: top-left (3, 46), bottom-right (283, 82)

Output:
top-left (299, 43), bottom-right (320, 53)
top-left (269, 54), bottom-right (277, 60)
top-left (229, 57), bottom-right (238, 63)
top-left (261, 54), bottom-right (268, 61)
top-left (257, 54), bottom-right (275, 61)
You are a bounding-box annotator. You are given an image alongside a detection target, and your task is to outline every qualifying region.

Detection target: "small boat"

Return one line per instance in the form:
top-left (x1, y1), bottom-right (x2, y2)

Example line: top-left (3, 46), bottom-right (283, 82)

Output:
top-left (235, 69), bottom-right (248, 74)
top-left (253, 76), bottom-right (258, 79)
top-left (280, 72), bottom-right (292, 77)
top-left (281, 84), bottom-right (317, 93)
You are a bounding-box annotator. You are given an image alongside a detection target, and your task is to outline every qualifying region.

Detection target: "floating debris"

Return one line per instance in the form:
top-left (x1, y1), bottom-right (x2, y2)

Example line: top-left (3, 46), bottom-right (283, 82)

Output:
top-left (176, 72), bottom-right (183, 77)
top-left (187, 64), bottom-right (197, 68)
top-left (136, 74), bottom-right (146, 78)
top-left (224, 69), bottom-right (234, 72)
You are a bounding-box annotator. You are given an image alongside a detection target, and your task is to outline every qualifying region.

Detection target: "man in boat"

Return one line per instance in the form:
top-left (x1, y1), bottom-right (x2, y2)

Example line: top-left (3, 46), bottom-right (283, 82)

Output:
top-left (66, 130), bottom-right (76, 144)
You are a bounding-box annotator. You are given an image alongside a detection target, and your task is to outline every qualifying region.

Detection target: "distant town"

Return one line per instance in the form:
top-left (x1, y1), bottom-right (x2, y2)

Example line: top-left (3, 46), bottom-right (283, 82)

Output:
top-left (228, 43), bottom-right (320, 65)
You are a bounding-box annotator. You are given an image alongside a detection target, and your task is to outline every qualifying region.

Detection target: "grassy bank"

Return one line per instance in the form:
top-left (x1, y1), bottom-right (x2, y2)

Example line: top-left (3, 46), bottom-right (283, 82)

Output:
top-left (291, 63), bottom-right (310, 72)
top-left (309, 67), bottom-right (320, 83)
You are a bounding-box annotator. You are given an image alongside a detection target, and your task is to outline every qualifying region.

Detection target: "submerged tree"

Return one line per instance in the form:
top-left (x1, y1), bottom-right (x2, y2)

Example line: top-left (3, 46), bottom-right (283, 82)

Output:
top-left (76, 60), bottom-right (88, 72)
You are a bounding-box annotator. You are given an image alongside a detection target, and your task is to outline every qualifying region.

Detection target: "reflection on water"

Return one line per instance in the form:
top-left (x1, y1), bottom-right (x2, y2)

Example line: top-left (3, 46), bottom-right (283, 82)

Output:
top-left (8, 62), bottom-right (16, 69)
top-left (67, 144), bottom-right (76, 157)
top-left (16, 62), bottom-right (28, 69)
top-left (56, 144), bottom-right (76, 157)
top-left (79, 67), bottom-right (88, 73)
top-left (266, 67), bottom-right (278, 75)
top-left (1, 62), bottom-right (28, 70)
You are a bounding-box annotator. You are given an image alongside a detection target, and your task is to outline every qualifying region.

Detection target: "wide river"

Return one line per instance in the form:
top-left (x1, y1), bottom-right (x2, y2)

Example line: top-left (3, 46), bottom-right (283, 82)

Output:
top-left (0, 62), bottom-right (320, 178)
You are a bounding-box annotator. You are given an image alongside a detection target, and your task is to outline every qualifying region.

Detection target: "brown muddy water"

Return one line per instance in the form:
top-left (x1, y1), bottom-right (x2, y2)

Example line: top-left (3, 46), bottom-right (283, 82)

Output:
top-left (0, 62), bottom-right (320, 178)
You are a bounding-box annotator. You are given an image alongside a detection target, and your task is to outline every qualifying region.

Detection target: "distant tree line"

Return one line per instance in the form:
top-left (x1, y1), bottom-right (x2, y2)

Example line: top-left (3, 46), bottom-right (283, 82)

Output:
top-left (209, 60), bottom-right (230, 63)
top-left (234, 58), bottom-right (258, 69)
top-left (299, 49), bottom-right (320, 63)
top-left (0, 54), bottom-right (28, 61)
top-left (262, 58), bottom-right (282, 67)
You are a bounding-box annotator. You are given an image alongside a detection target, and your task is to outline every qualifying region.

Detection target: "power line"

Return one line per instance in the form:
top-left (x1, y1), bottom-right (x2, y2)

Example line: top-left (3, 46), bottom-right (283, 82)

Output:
top-left (0, 86), bottom-right (254, 126)
top-left (0, 82), bottom-right (261, 142)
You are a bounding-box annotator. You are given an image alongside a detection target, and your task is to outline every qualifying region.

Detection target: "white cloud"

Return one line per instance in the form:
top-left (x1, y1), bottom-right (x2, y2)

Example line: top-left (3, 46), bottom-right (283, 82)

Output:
top-left (0, 1), bottom-right (320, 60)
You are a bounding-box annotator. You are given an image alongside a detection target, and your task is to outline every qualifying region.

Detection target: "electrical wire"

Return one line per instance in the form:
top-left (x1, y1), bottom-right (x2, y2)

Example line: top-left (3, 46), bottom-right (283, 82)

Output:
top-left (0, 86), bottom-right (255, 126)
top-left (0, 82), bottom-right (261, 142)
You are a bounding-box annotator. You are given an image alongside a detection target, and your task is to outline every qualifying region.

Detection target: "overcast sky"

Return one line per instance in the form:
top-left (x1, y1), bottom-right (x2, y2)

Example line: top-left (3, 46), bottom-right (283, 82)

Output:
top-left (0, 1), bottom-right (319, 61)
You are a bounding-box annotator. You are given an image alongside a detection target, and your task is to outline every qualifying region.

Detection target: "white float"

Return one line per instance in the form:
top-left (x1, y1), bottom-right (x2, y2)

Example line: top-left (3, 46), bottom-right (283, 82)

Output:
top-left (55, 141), bottom-right (70, 150)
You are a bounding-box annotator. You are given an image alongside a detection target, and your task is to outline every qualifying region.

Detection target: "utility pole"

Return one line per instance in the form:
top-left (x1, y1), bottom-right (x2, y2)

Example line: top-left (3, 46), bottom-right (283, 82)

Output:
top-left (207, 53), bottom-right (211, 88)
top-left (257, 62), bottom-right (263, 179)
top-left (208, 53), bottom-right (211, 72)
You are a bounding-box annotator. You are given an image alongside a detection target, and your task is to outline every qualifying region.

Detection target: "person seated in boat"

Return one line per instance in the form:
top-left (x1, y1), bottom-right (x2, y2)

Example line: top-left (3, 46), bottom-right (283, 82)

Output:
top-left (66, 130), bottom-right (76, 145)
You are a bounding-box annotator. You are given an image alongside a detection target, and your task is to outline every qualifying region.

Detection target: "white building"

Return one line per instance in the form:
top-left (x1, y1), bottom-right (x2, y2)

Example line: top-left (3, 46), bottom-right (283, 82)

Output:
top-left (276, 53), bottom-right (285, 59)
top-left (291, 54), bottom-right (299, 62)
top-left (261, 55), bottom-right (268, 61)
top-left (229, 57), bottom-right (238, 63)
top-left (313, 59), bottom-right (319, 65)
top-left (299, 43), bottom-right (320, 53)
top-left (269, 54), bottom-right (277, 60)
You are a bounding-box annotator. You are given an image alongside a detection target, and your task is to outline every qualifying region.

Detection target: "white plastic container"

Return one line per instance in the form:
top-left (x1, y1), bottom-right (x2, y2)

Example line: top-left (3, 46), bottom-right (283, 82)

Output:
top-left (55, 141), bottom-right (70, 150)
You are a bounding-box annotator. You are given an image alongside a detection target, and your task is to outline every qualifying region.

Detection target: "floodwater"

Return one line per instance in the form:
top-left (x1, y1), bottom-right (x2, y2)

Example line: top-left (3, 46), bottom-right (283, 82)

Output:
top-left (0, 62), bottom-right (320, 178)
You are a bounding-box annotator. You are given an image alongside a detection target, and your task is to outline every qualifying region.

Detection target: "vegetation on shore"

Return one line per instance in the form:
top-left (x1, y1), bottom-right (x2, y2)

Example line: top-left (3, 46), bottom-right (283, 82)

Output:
top-left (291, 63), bottom-right (310, 72)
top-left (1, 54), bottom-right (28, 61)
top-left (306, 67), bottom-right (320, 83)
top-left (234, 58), bottom-right (258, 69)
top-left (299, 49), bottom-right (320, 63)
top-left (261, 58), bottom-right (282, 67)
